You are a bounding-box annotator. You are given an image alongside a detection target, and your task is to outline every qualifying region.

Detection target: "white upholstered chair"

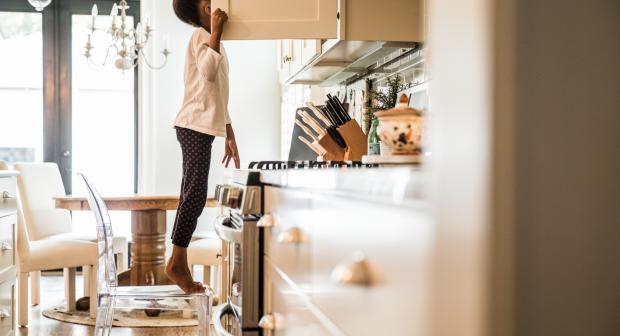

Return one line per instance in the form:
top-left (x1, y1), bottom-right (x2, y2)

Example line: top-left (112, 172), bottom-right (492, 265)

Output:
top-left (13, 163), bottom-right (127, 307)
top-left (187, 235), bottom-right (221, 298)
top-left (0, 162), bottom-right (98, 325)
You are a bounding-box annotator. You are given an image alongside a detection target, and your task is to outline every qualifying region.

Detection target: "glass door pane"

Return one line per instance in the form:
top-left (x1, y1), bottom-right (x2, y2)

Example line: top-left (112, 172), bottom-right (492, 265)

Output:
top-left (71, 14), bottom-right (135, 237)
top-left (0, 12), bottom-right (43, 163)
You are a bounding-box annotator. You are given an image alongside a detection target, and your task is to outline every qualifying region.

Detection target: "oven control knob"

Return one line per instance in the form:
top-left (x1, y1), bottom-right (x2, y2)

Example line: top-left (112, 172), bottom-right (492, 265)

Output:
top-left (258, 313), bottom-right (284, 330)
top-left (257, 214), bottom-right (274, 227)
top-left (215, 185), bottom-right (241, 208)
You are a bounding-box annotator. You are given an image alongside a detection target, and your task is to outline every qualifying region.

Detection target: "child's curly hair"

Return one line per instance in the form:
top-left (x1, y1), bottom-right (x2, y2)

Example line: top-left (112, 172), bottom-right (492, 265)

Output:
top-left (172, 0), bottom-right (203, 27)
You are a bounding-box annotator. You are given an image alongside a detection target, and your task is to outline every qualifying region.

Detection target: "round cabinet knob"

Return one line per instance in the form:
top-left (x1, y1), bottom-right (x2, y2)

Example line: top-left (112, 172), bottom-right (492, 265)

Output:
top-left (0, 242), bottom-right (12, 251)
top-left (257, 214), bottom-right (274, 228)
top-left (331, 252), bottom-right (379, 287)
top-left (0, 309), bottom-right (10, 319)
top-left (277, 227), bottom-right (306, 245)
top-left (258, 313), bottom-right (284, 330)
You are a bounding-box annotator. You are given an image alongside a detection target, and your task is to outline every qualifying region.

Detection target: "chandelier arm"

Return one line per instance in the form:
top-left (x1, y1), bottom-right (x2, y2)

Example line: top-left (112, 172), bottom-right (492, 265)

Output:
top-left (139, 49), bottom-right (169, 70)
top-left (85, 43), bottom-right (119, 68)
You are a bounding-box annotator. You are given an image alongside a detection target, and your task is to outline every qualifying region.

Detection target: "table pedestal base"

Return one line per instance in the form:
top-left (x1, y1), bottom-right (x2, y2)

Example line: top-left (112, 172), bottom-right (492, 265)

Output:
top-left (118, 210), bottom-right (173, 286)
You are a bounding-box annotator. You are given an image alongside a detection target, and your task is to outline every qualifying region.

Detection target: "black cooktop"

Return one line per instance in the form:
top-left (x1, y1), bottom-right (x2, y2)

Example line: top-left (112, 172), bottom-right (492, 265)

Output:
top-left (248, 160), bottom-right (377, 170)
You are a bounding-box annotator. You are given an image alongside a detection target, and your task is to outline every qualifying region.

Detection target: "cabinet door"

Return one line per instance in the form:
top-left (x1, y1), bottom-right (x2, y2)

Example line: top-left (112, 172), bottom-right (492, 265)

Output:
top-left (301, 39), bottom-right (322, 65)
top-left (289, 40), bottom-right (304, 76)
top-left (213, 0), bottom-right (338, 40)
top-left (278, 40), bottom-right (292, 83)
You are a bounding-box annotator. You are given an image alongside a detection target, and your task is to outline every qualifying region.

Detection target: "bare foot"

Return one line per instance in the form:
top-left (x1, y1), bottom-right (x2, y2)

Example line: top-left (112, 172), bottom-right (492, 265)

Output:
top-left (165, 259), bottom-right (205, 294)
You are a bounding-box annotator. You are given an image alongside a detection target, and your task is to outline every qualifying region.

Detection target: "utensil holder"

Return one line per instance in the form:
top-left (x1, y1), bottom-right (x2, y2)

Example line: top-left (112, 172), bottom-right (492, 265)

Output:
top-left (315, 134), bottom-right (346, 161)
top-left (337, 120), bottom-right (368, 161)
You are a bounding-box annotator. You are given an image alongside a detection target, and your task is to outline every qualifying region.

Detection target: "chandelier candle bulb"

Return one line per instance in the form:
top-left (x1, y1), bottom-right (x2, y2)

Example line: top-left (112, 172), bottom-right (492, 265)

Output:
top-left (135, 22), bottom-right (143, 44)
top-left (91, 4), bottom-right (98, 30)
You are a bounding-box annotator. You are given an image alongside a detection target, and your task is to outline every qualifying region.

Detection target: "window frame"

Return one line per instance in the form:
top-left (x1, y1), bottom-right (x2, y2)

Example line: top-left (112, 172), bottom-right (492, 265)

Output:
top-left (0, 0), bottom-right (140, 193)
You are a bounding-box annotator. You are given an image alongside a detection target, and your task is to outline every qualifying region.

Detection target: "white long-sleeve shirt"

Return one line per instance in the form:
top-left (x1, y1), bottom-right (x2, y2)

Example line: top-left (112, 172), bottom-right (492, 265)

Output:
top-left (174, 28), bottom-right (231, 137)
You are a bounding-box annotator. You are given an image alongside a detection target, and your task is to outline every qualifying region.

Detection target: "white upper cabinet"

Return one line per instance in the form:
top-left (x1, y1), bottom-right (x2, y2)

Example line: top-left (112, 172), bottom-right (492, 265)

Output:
top-left (212, 0), bottom-right (338, 40)
top-left (213, 0), bottom-right (424, 42)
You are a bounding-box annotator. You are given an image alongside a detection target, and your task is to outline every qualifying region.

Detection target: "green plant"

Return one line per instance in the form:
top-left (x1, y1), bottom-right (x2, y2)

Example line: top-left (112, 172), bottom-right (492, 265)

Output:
top-left (364, 74), bottom-right (410, 132)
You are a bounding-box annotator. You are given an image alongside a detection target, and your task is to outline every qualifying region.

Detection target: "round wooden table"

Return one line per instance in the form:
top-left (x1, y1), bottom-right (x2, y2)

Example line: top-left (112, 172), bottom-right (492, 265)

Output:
top-left (54, 195), bottom-right (217, 286)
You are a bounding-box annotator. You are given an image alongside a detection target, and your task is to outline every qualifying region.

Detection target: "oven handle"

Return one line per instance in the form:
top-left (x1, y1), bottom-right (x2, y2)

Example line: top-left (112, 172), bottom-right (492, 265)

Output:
top-left (214, 216), bottom-right (244, 243)
top-left (212, 302), bottom-right (242, 336)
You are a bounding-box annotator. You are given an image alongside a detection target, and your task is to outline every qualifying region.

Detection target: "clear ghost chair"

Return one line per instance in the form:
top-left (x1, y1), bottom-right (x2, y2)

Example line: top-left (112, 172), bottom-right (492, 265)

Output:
top-left (79, 173), bottom-right (212, 336)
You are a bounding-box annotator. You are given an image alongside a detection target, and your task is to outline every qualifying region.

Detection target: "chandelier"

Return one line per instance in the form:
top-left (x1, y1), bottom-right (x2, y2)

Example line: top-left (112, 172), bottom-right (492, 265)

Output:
top-left (27, 0), bottom-right (52, 11)
top-left (84, 1), bottom-right (170, 71)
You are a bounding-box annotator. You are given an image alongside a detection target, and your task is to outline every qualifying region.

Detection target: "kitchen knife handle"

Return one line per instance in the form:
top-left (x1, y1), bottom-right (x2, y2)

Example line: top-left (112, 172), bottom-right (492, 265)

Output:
top-left (326, 94), bottom-right (345, 122)
top-left (306, 102), bottom-right (333, 126)
top-left (294, 120), bottom-right (318, 142)
top-left (334, 95), bottom-right (352, 121)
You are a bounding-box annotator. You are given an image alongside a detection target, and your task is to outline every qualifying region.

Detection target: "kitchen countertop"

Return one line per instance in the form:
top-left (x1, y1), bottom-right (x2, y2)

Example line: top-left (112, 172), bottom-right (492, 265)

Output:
top-left (0, 170), bottom-right (19, 177)
top-left (259, 167), bottom-right (427, 207)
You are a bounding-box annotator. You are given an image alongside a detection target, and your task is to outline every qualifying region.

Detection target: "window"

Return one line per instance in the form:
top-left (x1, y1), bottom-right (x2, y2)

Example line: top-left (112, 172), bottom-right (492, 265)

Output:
top-left (0, 1), bottom-right (139, 237)
top-left (0, 0), bottom-right (140, 194)
top-left (0, 12), bottom-right (44, 162)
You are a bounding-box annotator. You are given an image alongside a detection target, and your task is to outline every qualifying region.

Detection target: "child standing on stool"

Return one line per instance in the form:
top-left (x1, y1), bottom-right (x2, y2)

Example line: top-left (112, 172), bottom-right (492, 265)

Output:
top-left (167, 0), bottom-right (240, 293)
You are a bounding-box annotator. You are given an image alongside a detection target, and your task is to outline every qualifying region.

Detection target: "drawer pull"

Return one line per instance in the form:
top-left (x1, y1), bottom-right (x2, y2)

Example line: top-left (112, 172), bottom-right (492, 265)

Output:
top-left (277, 227), bottom-right (306, 245)
top-left (331, 252), bottom-right (377, 287)
top-left (0, 309), bottom-right (10, 320)
top-left (258, 313), bottom-right (284, 330)
top-left (257, 214), bottom-right (274, 228)
top-left (0, 242), bottom-right (12, 252)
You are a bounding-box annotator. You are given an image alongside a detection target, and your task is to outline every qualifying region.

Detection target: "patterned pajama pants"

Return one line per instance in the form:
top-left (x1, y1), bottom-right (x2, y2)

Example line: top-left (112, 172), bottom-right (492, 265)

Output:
top-left (171, 126), bottom-right (215, 248)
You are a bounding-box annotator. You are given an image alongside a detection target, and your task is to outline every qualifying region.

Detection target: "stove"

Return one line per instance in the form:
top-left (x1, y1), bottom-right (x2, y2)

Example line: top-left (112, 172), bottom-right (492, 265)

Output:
top-left (211, 161), bottom-right (379, 335)
top-left (248, 160), bottom-right (378, 170)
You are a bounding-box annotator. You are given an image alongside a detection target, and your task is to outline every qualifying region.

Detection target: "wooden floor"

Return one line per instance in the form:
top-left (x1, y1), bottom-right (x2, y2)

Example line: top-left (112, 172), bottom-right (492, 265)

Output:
top-left (17, 275), bottom-right (207, 336)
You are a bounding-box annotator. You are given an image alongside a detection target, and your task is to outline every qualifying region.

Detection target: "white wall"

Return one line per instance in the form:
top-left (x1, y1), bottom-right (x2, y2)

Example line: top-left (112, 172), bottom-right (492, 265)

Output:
top-left (139, 0), bottom-right (280, 249)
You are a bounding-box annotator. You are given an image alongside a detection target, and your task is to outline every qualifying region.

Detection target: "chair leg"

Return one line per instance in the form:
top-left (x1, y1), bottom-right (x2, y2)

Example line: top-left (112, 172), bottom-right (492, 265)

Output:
top-left (196, 295), bottom-right (209, 336)
top-left (95, 296), bottom-right (114, 336)
top-left (203, 265), bottom-right (211, 287)
top-left (83, 266), bottom-right (90, 297)
top-left (18, 272), bottom-right (29, 327)
top-left (116, 251), bottom-right (127, 273)
top-left (212, 265), bottom-right (220, 298)
top-left (89, 264), bottom-right (98, 319)
top-left (64, 267), bottom-right (76, 312)
top-left (30, 271), bottom-right (40, 305)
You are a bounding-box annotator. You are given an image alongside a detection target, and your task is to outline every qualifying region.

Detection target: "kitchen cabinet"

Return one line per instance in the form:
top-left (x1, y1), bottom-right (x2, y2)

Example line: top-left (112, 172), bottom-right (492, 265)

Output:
top-left (0, 171), bottom-right (18, 336)
top-left (301, 39), bottom-right (322, 65)
top-left (214, 0), bottom-right (423, 42)
top-left (277, 40), bottom-right (292, 83)
top-left (278, 39), bottom-right (319, 83)
top-left (261, 177), bottom-right (433, 336)
top-left (212, 0), bottom-right (338, 40)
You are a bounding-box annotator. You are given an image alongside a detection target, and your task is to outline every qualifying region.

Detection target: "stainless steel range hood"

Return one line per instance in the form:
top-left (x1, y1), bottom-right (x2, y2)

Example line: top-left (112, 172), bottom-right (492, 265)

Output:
top-left (286, 39), bottom-right (419, 86)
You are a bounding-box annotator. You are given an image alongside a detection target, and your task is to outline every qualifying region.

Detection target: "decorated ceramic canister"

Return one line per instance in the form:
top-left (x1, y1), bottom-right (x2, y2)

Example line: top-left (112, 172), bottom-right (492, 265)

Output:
top-left (374, 94), bottom-right (424, 155)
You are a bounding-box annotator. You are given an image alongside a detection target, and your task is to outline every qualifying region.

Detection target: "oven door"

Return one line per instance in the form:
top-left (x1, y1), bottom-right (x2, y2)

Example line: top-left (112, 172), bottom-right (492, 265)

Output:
top-left (213, 214), bottom-right (263, 335)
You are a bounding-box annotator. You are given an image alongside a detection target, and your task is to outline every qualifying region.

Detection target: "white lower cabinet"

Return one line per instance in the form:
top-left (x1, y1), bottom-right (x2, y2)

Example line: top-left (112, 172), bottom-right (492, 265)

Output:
top-left (0, 171), bottom-right (18, 336)
top-left (263, 186), bottom-right (433, 335)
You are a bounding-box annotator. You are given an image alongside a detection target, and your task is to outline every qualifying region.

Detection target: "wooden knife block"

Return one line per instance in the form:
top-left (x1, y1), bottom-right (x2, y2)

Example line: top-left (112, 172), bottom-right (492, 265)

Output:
top-left (338, 120), bottom-right (368, 161)
top-left (315, 134), bottom-right (346, 161)
top-left (313, 120), bottom-right (367, 161)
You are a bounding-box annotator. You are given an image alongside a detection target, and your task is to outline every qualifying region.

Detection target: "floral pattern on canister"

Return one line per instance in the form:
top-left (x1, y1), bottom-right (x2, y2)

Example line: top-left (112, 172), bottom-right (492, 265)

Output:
top-left (375, 94), bottom-right (424, 155)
